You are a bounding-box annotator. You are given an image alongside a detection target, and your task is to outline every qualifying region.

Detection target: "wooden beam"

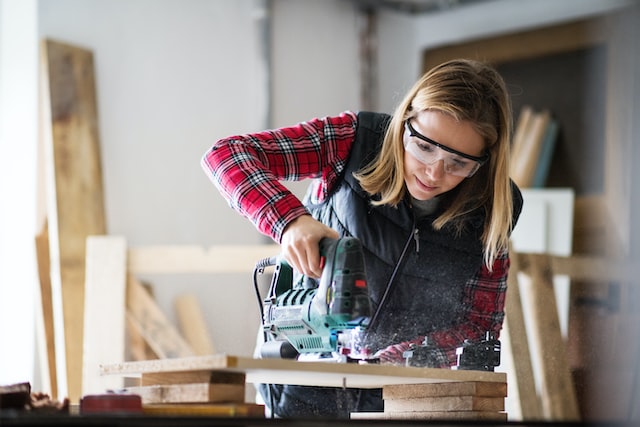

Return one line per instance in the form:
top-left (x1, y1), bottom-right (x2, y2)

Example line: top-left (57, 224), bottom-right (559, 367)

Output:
top-left (127, 244), bottom-right (280, 274)
top-left (504, 249), bottom-right (542, 420)
top-left (547, 254), bottom-right (624, 282)
top-left (519, 253), bottom-right (580, 421)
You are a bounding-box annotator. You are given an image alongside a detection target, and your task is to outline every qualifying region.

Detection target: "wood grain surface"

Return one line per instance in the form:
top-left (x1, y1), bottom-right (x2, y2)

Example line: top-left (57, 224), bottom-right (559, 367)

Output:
top-left (41, 38), bottom-right (107, 403)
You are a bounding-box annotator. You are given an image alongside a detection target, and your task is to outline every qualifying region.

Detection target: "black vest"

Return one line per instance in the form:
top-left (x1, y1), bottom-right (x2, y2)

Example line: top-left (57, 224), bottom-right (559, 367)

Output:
top-left (303, 111), bottom-right (522, 350)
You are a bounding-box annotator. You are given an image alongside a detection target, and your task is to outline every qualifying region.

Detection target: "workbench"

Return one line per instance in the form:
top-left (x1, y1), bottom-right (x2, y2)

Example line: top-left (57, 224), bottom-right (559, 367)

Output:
top-left (91, 354), bottom-right (508, 421)
top-left (0, 356), bottom-right (632, 427)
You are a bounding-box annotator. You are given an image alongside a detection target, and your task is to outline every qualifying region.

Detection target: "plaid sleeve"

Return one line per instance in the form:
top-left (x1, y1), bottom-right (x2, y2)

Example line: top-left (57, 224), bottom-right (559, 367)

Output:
top-left (376, 250), bottom-right (510, 368)
top-left (201, 111), bottom-right (358, 242)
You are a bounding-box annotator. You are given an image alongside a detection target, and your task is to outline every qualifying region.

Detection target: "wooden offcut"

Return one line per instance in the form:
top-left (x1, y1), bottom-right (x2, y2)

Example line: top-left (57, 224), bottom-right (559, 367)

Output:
top-left (124, 383), bottom-right (245, 404)
top-left (142, 403), bottom-right (264, 417)
top-left (141, 371), bottom-right (245, 387)
top-left (384, 395), bottom-right (505, 413)
top-left (383, 381), bottom-right (507, 400)
top-left (351, 410), bottom-right (507, 421)
top-left (356, 381), bottom-right (507, 420)
top-left (40, 38), bottom-right (107, 403)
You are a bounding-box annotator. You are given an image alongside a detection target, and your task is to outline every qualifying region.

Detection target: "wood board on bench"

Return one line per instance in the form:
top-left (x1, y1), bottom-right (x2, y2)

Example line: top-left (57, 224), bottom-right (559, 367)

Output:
top-left (100, 354), bottom-right (505, 389)
top-left (352, 381), bottom-right (508, 421)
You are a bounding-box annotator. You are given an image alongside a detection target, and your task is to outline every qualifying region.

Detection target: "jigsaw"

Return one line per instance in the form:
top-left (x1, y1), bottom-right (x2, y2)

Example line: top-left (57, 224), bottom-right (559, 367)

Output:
top-left (255, 237), bottom-right (372, 362)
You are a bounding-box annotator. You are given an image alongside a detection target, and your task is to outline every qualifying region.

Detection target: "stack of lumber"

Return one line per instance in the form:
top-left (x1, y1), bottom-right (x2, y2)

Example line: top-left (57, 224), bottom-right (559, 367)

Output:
top-left (510, 105), bottom-right (559, 188)
top-left (101, 355), bottom-right (508, 419)
top-left (351, 381), bottom-right (507, 421)
top-left (121, 370), bottom-right (264, 417)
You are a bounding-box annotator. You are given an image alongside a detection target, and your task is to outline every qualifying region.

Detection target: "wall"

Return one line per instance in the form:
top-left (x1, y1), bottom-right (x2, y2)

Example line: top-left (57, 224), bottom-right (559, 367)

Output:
top-left (375, 0), bottom-right (635, 114)
top-left (38, 0), bottom-right (273, 247)
top-left (0, 0), bottom-right (39, 387)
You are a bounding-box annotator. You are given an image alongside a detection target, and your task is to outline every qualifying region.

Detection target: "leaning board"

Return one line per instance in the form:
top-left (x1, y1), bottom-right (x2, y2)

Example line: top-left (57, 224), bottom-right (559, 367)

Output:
top-left (100, 354), bottom-right (505, 389)
top-left (40, 38), bottom-right (107, 403)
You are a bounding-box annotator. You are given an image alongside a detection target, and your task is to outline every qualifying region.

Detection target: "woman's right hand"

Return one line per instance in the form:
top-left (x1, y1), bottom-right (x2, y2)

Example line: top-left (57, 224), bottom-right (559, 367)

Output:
top-left (280, 215), bottom-right (340, 278)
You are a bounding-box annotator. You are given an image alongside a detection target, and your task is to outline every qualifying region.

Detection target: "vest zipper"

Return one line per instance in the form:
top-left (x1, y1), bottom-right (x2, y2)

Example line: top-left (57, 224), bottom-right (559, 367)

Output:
top-left (413, 227), bottom-right (420, 253)
top-left (365, 223), bottom-right (416, 335)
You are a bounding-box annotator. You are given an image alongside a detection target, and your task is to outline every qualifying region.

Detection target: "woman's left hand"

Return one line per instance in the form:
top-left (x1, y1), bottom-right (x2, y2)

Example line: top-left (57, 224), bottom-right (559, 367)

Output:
top-left (373, 342), bottom-right (413, 365)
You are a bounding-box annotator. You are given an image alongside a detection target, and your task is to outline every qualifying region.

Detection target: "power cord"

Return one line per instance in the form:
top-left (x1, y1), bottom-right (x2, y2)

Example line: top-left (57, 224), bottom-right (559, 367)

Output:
top-left (252, 256), bottom-right (278, 418)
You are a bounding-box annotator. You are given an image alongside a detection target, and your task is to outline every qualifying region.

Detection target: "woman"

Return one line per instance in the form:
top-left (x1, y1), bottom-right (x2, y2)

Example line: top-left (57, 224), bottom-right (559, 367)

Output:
top-left (201, 58), bottom-right (523, 418)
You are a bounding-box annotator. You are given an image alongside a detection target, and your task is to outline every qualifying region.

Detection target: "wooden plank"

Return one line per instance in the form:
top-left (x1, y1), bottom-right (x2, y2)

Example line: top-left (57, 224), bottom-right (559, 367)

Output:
top-left (520, 254), bottom-right (580, 421)
top-left (511, 110), bottom-right (551, 188)
top-left (141, 370), bottom-right (245, 387)
top-left (34, 220), bottom-right (58, 399)
top-left (40, 38), bottom-right (107, 402)
top-left (384, 396), bottom-right (504, 413)
top-left (142, 403), bottom-right (264, 417)
top-left (351, 410), bottom-right (507, 421)
top-left (81, 236), bottom-right (127, 396)
top-left (126, 275), bottom-right (194, 359)
top-left (100, 354), bottom-right (507, 389)
top-left (127, 315), bottom-right (158, 362)
top-left (174, 293), bottom-right (215, 356)
top-left (124, 383), bottom-right (245, 404)
top-left (383, 382), bottom-right (507, 400)
top-left (127, 280), bottom-right (158, 361)
top-left (504, 250), bottom-right (542, 420)
top-left (510, 105), bottom-right (534, 176)
top-left (422, 16), bottom-right (611, 71)
top-left (127, 244), bottom-right (280, 274)
top-left (547, 254), bottom-right (624, 282)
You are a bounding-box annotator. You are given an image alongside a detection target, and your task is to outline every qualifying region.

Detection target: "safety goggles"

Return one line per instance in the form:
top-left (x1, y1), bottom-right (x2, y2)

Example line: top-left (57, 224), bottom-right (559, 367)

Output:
top-left (403, 119), bottom-right (489, 178)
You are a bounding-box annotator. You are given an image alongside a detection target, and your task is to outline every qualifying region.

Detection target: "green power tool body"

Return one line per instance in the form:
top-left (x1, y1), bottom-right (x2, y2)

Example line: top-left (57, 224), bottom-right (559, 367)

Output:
top-left (260, 237), bottom-right (372, 360)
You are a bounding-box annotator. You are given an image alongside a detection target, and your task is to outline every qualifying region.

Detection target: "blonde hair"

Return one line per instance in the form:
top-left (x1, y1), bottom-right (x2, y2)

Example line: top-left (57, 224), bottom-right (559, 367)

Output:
top-left (354, 58), bottom-right (514, 269)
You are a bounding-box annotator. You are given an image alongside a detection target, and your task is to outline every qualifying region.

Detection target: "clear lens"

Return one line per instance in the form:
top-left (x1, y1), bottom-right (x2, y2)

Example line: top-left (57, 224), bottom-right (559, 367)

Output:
top-left (403, 131), bottom-right (481, 178)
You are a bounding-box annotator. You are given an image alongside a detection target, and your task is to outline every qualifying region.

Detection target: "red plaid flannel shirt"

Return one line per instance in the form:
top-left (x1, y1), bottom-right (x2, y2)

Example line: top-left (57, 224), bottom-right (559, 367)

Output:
top-left (201, 111), bottom-right (510, 366)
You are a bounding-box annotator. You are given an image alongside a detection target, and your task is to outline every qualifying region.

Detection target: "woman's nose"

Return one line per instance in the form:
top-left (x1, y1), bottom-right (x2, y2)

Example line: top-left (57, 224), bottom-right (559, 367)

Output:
top-left (425, 158), bottom-right (445, 180)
